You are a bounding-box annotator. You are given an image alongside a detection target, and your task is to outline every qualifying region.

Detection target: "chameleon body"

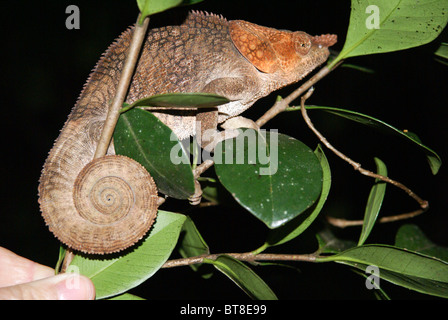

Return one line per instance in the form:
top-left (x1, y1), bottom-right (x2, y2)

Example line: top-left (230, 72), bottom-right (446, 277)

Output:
top-left (38, 11), bottom-right (336, 254)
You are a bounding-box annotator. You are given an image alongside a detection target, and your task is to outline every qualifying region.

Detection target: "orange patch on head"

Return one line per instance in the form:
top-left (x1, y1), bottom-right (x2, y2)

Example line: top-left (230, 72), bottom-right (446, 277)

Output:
top-left (229, 20), bottom-right (279, 73)
top-left (230, 20), bottom-right (336, 75)
top-left (230, 20), bottom-right (314, 74)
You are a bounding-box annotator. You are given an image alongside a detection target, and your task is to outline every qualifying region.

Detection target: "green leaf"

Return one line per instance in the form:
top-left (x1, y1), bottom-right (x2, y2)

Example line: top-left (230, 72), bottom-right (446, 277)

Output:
top-left (434, 42), bottom-right (448, 65)
top-left (137, 0), bottom-right (182, 24)
top-left (316, 228), bottom-right (357, 254)
top-left (330, 0), bottom-right (448, 68)
top-left (71, 210), bottom-right (186, 299)
top-left (358, 157), bottom-right (387, 246)
top-left (302, 105), bottom-right (442, 174)
top-left (201, 180), bottom-right (238, 205)
top-left (317, 244), bottom-right (448, 298)
top-left (114, 108), bottom-right (195, 199)
top-left (214, 130), bottom-right (323, 228)
top-left (179, 217), bottom-right (209, 258)
top-left (435, 42), bottom-right (448, 59)
top-left (265, 145), bottom-right (331, 247)
top-left (107, 293), bottom-right (145, 300)
top-left (395, 224), bottom-right (448, 262)
top-left (121, 92), bottom-right (230, 113)
top-left (178, 217), bottom-right (210, 273)
top-left (204, 255), bottom-right (278, 300)
top-left (350, 268), bottom-right (391, 299)
top-left (179, 0), bottom-right (204, 5)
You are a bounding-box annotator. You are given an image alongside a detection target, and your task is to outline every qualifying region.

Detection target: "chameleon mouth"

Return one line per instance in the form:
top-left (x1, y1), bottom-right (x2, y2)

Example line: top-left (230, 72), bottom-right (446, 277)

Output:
top-left (312, 34), bottom-right (337, 48)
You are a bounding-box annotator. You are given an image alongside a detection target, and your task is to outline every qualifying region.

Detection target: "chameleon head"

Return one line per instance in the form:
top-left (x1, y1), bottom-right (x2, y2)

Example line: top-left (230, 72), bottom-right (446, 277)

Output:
top-left (229, 20), bottom-right (337, 83)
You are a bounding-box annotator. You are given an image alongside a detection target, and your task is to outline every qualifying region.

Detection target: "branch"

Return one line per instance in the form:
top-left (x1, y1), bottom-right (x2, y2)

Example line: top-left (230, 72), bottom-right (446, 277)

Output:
top-left (61, 15), bottom-right (150, 272)
top-left (255, 62), bottom-right (341, 128)
top-left (60, 250), bottom-right (74, 273)
top-left (162, 252), bottom-right (317, 268)
top-left (299, 88), bottom-right (429, 227)
top-left (193, 159), bottom-right (214, 179)
top-left (326, 208), bottom-right (426, 228)
top-left (94, 16), bottom-right (150, 159)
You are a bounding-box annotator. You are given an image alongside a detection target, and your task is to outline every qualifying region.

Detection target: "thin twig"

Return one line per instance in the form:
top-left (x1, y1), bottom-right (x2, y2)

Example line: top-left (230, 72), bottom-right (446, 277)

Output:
top-left (255, 62), bottom-right (341, 128)
top-left (193, 159), bottom-right (215, 179)
top-left (198, 201), bottom-right (219, 208)
top-left (326, 208), bottom-right (426, 228)
top-left (299, 88), bottom-right (429, 227)
top-left (61, 15), bottom-right (150, 270)
top-left (162, 252), bottom-right (317, 268)
top-left (60, 250), bottom-right (74, 273)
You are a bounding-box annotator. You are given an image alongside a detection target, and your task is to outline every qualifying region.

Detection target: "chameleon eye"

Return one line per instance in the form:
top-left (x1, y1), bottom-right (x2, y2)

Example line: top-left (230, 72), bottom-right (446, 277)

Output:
top-left (294, 32), bottom-right (312, 55)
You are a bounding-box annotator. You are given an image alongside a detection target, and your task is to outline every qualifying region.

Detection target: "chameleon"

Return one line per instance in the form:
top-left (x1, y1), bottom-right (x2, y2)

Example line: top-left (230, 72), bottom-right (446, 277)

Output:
top-left (38, 11), bottom-right (337, 254)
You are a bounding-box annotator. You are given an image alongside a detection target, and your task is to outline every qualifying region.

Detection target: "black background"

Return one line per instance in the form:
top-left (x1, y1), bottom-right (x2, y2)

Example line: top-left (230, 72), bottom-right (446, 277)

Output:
top-left (1, 0), bottom-right (447, 300)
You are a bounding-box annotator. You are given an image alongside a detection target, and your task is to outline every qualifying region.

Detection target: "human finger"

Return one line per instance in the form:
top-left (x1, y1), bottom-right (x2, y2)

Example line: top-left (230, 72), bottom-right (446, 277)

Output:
top-left (0, 273), bottom-right (95, 300)
top-left (0, 247), bottom-right (54, 287)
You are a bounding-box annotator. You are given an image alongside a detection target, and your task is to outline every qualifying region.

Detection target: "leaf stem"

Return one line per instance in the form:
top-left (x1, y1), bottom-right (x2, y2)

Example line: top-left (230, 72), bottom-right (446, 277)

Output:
top-left (251, 243), bottom-right (269, 255)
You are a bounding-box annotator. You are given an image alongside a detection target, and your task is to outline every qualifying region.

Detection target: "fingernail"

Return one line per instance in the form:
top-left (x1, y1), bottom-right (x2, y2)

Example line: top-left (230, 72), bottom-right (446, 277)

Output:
top-left (56, 274), bottom-right (95, 300)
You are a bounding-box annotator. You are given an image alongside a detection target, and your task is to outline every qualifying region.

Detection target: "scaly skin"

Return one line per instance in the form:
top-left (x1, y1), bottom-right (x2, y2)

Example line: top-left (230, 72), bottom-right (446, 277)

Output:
top-left (38, 11), bottom-right (336, 253)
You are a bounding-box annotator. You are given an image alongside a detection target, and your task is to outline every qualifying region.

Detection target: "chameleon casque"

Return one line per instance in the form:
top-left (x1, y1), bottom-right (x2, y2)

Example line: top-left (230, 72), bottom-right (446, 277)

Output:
top-left (38, 11), bottom-right (337, 254)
